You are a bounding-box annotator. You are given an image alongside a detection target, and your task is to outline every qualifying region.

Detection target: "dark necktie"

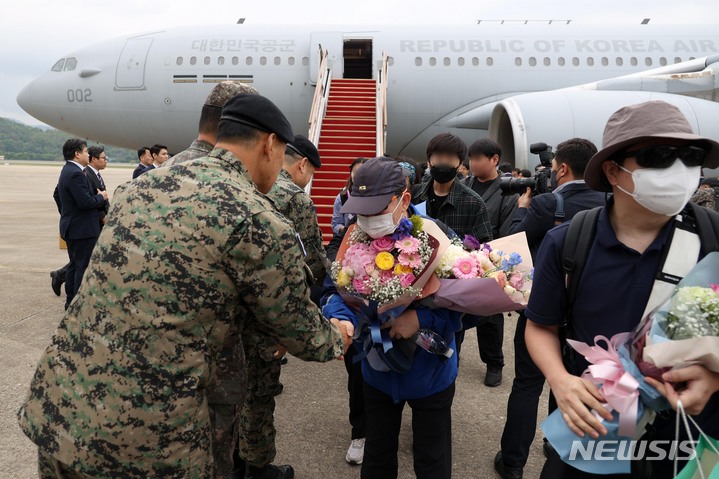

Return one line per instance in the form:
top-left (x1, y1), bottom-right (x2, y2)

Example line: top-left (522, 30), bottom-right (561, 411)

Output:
top-left (97, 172), bottom-right (105, 190)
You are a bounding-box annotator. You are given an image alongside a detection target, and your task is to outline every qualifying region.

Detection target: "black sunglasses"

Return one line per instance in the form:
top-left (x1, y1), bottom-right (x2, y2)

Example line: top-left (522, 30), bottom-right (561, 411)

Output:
top-left (619, 145), bottom-right (707, 169)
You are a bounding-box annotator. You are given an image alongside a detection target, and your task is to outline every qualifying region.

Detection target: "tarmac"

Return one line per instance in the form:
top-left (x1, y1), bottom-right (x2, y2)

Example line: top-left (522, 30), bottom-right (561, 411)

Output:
top-left (0, 162), bottom-right (549, 479)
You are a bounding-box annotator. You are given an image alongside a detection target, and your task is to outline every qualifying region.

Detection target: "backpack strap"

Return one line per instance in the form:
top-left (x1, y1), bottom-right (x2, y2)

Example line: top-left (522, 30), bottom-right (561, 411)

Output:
top-left (687, 202), bottom-right (719, 255)
top-left (561, 206), bottom-right (602, 331)
top-left (553, 191), bottom-right (565, 225)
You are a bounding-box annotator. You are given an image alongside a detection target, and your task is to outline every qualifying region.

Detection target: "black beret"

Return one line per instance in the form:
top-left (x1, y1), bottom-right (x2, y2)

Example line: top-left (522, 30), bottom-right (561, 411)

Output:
top-left (287, 135), bottom-right (321, 169)
top-left (220, 94), bottom-right (294, 144)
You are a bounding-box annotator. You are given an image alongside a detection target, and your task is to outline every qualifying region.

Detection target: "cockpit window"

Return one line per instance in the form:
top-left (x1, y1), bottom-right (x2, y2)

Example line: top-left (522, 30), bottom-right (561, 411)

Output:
top-left (64, 57), bottom-right (77, 71)
top-left (51, 59), bottom-right (65, 72)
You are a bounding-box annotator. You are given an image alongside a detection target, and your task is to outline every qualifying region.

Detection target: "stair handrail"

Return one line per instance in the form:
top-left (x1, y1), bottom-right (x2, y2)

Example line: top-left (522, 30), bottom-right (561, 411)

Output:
top-left (308, 46), bottom-right (331, 146)
top-left (376, 51), bottom-right (389, 157)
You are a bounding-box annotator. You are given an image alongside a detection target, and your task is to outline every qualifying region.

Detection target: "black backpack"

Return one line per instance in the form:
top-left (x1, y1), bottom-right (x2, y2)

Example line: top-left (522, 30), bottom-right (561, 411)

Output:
top-left (561, 203), bottom-right (719, 325)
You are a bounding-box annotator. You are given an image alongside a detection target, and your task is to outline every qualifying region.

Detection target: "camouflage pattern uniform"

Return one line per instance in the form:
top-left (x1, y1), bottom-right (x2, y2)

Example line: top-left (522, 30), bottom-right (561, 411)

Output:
top-left (239, 168), bottom-right (329, 468)
top-left (691, 187), bottom-right (716, 211)
top-left (18, 147), bottom-right (344, 479)
top-left (164, 139), bottom-right (214, 168)
top-left (161, 80), bottom-right (262, 477)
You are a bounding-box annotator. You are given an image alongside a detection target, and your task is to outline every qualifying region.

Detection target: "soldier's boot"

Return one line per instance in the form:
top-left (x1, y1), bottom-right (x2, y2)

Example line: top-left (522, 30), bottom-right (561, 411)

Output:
top-left (244, 464), bottom-right (294, 479)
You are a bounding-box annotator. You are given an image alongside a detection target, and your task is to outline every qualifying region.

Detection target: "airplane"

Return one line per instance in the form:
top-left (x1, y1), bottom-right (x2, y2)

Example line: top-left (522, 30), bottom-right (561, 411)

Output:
top-left (16, 22), bottom-right (719, 170)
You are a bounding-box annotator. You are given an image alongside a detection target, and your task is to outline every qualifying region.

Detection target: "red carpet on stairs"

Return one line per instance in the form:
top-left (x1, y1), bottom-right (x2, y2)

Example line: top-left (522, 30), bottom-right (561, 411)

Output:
top-left (311, 79), bottom-right (378, 243)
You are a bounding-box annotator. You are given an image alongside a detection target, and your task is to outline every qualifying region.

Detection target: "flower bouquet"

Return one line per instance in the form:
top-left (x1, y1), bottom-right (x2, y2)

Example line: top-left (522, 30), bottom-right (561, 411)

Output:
top-left (542, 252), bottom-right (719, 474)
top-left (629, 252), bottom-right (719, 379)
top-left (426, 232), bottom-right (533, 316)
top-left (330, 216), bottom-right (533, 373)
top-left (330, 215), bottom-right (449, 373)
top-left (330, 215), bottom-right (448, 321)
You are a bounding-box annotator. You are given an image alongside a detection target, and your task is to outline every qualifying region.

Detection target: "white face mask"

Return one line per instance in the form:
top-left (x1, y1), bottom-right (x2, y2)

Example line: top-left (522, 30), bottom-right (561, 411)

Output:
top-left (615, 160), bottom-right (701, 216)
top-left (357, 197), bottom-right (403, 239)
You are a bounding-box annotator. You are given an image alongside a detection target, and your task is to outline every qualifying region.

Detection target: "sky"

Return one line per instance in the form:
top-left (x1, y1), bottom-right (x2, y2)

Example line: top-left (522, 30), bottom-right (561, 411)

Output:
top-left (1, 0), bottom-right (717, 126)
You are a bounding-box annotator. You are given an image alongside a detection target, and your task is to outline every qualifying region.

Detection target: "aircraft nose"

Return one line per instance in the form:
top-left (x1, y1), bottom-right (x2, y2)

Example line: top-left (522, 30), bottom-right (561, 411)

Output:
top-left (17, 81), bottom-right (34, 116)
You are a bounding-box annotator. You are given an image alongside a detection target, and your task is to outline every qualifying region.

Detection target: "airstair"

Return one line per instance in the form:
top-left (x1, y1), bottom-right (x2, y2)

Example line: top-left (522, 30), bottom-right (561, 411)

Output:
top-left (307, 49), bottom-right (389, 242)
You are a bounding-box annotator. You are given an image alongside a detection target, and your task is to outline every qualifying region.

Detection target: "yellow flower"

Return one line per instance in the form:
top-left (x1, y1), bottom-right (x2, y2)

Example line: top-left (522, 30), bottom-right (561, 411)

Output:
top-left (394, 264), bottom-right (412, 275)
top-left (375, 252), bottom-right (395, 271)
top-left (337, 269), bottom-right (352, 287)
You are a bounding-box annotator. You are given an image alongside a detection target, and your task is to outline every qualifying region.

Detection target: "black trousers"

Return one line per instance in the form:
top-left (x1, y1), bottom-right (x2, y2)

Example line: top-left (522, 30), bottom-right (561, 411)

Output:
top-left (455, 313), bottom-right (504, 368)
top-left (344, 345), bottom-right (366, 440)
top-left (500, 312), bottom-right (548, 468)
top-left (64, 236), bottom-right (97, 309)
top-left (54, 262), bottom-right (70, 282)
top-left (361, 382), bottom-right (455, 479)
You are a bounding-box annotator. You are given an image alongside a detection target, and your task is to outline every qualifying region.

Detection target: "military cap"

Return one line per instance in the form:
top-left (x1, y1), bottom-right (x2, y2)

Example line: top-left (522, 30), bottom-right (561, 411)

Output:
top-left (220, 94), bottom-right (294, 144)
top-left (287, 135), bottom-right (321, 169)
top-left (204, 81), bottom-right (258, 107)
top-left (340, 156), bottom-right (405, 215)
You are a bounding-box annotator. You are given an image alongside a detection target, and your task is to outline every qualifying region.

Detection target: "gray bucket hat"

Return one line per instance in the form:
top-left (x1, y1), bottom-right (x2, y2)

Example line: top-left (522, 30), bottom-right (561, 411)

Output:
top-left (584, 100), bottom-right (719, 192)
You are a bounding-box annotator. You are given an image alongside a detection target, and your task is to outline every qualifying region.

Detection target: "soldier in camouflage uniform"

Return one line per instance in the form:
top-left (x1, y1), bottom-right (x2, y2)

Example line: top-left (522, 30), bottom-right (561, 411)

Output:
top-left (164, 81), bottom-right (258, 168)
top-left (158, 80), bottom-right (262, 478)
top-left (240, 135), bottom-right (327, 479)
top-left (18, 94), bottom-right (353, 479)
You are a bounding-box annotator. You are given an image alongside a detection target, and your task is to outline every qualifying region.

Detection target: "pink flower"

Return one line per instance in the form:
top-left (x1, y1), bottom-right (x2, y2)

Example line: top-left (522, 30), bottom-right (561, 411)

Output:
top-left (398, 252), bottom-right (422, 268)
top-left (400, 273), bottom-right (416, 288)
top-left (344, 243), bottom-right (376, 276)
top-left (509, 272), bottom-right (524, 291)
top-left (345, 242), bottom-right (371, 257)
top-left (370, 236), bottom-right (395, 253)
top-left (352, 277), bottom-right (373, 295)
top-left (493, 270), bottom-right (508, 289)
top-left (379, 270), bottom-right (395, 284)
top-left (395, 236), bottom-right (420, 254)
top-left (452, 256), bottom-right (478, 279)
top-left (711, 283), bottom-right (719, 297)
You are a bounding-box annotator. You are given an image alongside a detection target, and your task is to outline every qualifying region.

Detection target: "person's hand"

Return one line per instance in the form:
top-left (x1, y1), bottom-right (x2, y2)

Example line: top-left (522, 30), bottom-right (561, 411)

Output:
top-left (272, 344), bottom-right (287, 359)
top-left (548, 372), bottom-right (613, 438)
top-left (338, 225), bottom-right (345, 233)
top-left (517, 187), bottom-right (532, 208)
top-left (98, 189), bottom-right (109, 200)
top-left (645, 365), bottom-right (719, 415)
top-left (330, 318), bottom-right (354, 354)
top-left (381, 310), bottom-right (419, 340)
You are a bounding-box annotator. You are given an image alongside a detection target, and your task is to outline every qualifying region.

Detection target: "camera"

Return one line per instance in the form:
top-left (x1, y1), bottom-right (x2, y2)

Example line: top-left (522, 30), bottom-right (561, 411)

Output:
top-left (500, 142), bottom-right (554, 196)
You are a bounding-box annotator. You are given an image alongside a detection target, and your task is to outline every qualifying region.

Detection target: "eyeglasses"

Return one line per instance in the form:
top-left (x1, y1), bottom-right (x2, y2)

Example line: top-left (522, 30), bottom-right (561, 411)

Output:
top-left (619, 145), bottom-right (707, 169)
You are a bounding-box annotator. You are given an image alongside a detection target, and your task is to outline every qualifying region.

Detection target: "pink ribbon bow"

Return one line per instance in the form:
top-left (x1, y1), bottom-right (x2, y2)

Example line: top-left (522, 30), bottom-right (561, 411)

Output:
top-left (566, 332), bottom-right (639, 437)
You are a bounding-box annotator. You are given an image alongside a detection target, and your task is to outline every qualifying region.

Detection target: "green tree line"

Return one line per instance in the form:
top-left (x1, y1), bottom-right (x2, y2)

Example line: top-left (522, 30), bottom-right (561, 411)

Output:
top-left (0, 118), bottom-right (136, 162)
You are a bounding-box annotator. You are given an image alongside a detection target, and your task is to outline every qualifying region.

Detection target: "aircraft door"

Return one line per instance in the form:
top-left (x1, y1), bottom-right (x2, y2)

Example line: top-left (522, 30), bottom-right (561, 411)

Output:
top-left (309, 32), bottom-right (343, 84)
top-left (115, 37), bottom-right (153, 90)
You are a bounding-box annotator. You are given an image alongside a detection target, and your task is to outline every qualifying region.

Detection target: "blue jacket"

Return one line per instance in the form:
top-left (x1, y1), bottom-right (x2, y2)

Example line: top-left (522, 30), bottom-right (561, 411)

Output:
top-left (321, 209), bottom-right (461, 402)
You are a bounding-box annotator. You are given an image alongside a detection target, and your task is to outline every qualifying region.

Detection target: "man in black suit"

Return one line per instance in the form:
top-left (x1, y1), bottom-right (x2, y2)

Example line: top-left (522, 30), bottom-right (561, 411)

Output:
top-left (54, 139), bottom-right (109, 310)
top-left (139, 144), bottom-right (169, 176)
top-left (132, 146), bottom-right (152, 179)
top-left (86, 146), bottom-right (110, 224)
top-left (494, 138), bottom-right (606, 479)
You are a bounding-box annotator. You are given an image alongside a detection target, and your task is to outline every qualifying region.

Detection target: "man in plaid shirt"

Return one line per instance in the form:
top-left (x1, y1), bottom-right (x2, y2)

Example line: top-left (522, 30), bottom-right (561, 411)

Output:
top-left (412, 133), bottom-right (492, 243)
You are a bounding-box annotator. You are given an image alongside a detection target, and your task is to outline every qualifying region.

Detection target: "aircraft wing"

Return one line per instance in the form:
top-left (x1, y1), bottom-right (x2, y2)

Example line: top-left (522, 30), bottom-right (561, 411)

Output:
top-left (575, 54), bottom-right (719, 100)
top-left (443, 55), bottom-right (719, 168)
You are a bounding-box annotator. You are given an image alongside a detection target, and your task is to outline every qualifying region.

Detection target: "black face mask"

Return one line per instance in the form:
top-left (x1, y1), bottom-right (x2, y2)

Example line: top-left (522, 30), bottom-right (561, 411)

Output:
top-left (550, 169), bottom-right (559, 190)
top-left (430, 165), bottom-right (458, 184)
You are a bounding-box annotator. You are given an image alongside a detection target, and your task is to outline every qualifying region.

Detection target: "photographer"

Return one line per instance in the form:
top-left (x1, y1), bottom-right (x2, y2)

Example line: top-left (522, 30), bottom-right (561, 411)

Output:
top-left (494, 138), bottom-right (606, 479)
top-left (507, 138), bottom-right (606, 257)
